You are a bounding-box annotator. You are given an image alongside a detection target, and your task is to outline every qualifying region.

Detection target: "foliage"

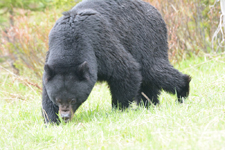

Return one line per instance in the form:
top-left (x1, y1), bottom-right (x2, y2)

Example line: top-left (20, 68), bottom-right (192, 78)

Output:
top-left (0, 55), bottom-right (225, 149)
top-left (0, 10), bottom-right (59, 78)
top-left (0, 1), bottom-right (80, 78)
top-left (0, 0), bottom-right (223, 79)
top-left (212, 0), bottom-right (225, 51)
top-left (52, 0), bottom-right (79, 11)
top-left (0, 0), bottom-right (48, 11)
top-left (0, 0), bottom-right (50, 26)
top-left (145, 0), bottom-right (221, 62)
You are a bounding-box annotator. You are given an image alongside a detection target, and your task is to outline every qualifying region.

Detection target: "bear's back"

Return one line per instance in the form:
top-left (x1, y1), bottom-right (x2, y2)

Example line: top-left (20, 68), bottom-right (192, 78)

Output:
top-left (74, 0), bottom-right (168, 59)
top-left (72, 0), bottom-right (169, 68)
top-left (47, 0), bottom-right (169, 74)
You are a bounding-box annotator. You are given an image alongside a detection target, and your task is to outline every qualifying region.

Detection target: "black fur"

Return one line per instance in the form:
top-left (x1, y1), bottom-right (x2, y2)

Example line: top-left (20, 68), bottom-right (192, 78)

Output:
top-left (42, 0), bottom-right (191, 124)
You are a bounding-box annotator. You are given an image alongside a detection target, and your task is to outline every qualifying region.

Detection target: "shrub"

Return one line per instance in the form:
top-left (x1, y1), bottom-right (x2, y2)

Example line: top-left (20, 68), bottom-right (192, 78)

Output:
top-left (0, 0), bottom-right (222, 80)
top-left (0, 10), bottom-right (59, 78)
top-left (145, 0), bottom-right (221, 62)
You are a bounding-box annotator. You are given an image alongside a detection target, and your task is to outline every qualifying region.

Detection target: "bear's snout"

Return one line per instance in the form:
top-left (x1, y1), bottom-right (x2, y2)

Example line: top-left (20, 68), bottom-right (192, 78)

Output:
top-left (60, 111), bottom-right (71, 123)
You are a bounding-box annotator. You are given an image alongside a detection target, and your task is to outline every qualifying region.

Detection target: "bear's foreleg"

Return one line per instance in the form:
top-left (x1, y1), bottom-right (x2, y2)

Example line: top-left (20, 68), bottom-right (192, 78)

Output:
top-left (108, 64), bottom-right (142, 110)
top-left (42, 85), bottom-right (60, 124)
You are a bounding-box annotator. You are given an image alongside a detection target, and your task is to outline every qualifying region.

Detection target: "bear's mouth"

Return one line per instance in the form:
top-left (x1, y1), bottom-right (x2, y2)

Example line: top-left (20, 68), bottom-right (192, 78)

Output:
top-left (63, 118), bottom-right (70, 123)
top-left (60, 113), bottom-right (71, 122)
top-left (58, 103), bottom-right (75, 123)
top-left (60, 113), bottom-right (72, 123)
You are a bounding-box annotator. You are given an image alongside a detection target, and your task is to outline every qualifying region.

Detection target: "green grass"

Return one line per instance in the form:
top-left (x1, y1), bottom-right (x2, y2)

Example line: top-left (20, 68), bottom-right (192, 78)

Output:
top-left (0, 54), bottom-right (225, 150)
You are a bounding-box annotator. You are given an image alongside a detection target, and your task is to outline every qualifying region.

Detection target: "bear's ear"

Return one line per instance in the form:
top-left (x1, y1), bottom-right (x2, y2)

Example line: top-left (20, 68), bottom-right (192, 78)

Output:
top-left (44, 64), bottom-right (55, 82)
top-left (77, 61), bottom-right (89, 80)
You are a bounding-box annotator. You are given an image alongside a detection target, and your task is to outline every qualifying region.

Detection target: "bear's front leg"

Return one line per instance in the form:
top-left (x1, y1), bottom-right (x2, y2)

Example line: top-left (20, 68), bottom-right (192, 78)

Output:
top-left (42, 85), bottom-right (60, 124)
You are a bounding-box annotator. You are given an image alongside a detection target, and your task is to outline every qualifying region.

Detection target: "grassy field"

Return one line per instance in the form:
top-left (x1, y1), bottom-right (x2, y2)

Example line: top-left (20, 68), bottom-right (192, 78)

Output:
top-left (0, 54), bottom-right (225, 150)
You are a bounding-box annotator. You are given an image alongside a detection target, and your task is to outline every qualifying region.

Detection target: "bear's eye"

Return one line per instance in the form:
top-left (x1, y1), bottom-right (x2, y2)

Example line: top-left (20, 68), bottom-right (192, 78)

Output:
top-left (56, 98), bottom-right (62, 104)
top-left (71, 99), bottom-right (76, 105)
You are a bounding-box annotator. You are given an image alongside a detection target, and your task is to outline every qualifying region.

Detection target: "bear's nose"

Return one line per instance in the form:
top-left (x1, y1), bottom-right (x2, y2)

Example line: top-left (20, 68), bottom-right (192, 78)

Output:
top-left (61, 112), bottom-right (70, 122)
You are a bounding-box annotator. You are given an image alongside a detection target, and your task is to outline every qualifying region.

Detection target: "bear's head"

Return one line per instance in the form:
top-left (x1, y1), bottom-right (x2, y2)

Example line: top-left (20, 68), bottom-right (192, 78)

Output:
top-left (43, 61), bottom-right (95, 123)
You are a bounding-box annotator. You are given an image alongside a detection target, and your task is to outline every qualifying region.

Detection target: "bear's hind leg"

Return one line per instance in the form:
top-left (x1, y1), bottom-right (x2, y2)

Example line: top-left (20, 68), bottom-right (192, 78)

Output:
top-left (150, 64), bottom-right (191, 103)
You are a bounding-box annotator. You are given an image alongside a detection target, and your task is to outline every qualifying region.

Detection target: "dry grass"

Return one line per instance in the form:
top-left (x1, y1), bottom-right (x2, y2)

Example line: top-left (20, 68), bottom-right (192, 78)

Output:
top-left (145, 0), bottom-right (221, 62)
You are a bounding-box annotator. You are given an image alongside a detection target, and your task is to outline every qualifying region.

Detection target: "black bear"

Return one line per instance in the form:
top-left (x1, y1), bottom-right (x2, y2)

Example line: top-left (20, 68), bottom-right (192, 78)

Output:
top-left (42, 0), bottom-right (191, 124)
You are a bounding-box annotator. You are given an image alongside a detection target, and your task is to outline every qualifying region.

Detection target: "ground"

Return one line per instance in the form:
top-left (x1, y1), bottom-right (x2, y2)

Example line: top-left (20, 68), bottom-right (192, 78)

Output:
top-left (0, 54), bottom-right (225, 149)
